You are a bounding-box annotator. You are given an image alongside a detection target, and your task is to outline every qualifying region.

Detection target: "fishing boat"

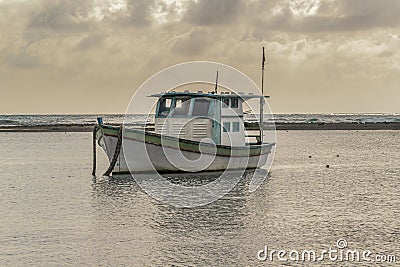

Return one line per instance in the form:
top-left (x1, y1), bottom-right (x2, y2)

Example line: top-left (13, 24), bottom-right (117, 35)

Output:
top-left (93, 49), bottom-right (275, 175)
top-left (94, 90), bottom-right (274, 175)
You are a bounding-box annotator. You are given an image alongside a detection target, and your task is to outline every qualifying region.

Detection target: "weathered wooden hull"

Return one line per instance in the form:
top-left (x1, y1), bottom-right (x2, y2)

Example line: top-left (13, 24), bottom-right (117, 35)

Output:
top-left (96, 125), bottom-right (274, 174)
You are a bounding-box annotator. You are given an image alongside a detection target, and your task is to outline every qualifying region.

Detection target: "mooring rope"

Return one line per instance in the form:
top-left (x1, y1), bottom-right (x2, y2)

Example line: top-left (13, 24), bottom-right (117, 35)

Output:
top-left (92, 125), bottom-right (98, 176)
top-left (103, 125), bottom-right (124, 176)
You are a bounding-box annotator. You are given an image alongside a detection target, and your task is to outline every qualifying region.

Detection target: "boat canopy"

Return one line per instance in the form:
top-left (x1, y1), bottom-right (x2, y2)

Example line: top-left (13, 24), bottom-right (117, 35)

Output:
top-left (151, 90), bottom-right (268, 146)
top-left (149, 91), bottom-right (269, 100)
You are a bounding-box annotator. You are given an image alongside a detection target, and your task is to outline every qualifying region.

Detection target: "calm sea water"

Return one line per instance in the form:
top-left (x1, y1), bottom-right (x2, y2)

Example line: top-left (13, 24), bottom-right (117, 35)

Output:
top-left (1, 114), bottom-right (400, 127)
top-left (0, 131), bottom-right (399, 266)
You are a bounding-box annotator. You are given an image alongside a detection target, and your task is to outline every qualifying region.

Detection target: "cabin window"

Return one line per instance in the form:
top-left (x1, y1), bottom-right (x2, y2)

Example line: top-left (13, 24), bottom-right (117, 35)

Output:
top-left (223, 122), bottom-right (230, 132)
top-left (192, 98), bottom-right (210, 117)
top-left (222, 98), bottom-right (230, 108)
top-left (172, 98), bottom-right (190, 116)
top-left (231, 98), bottom-right (238, 108)
top-left (232, 122), bottom-right (240, 132)
top-left (158, 98), bottom-right (174, 117)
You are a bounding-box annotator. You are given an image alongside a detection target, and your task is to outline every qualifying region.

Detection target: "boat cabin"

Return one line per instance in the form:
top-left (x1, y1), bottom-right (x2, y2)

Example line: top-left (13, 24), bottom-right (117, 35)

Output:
top-left (150, 91), bottom-right (264, 147)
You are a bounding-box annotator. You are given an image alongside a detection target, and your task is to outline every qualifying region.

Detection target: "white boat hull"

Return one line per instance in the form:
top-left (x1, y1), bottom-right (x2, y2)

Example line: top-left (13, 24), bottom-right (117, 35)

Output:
top-left (97, 126), bottom-right (273, 174)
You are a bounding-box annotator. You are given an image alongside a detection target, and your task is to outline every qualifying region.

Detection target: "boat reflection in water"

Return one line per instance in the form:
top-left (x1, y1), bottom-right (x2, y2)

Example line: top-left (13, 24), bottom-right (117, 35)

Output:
top-left (91, 168), bottom-right (270, 266)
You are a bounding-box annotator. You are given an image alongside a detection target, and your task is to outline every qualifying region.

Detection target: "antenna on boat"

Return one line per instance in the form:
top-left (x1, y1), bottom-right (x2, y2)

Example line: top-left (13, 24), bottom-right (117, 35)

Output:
top-left (259, 47), bottom-right (266, 144)
top-left (262, 47), bottom-right (266, 95)
top-left (214, 71), bottom-right (219, 94)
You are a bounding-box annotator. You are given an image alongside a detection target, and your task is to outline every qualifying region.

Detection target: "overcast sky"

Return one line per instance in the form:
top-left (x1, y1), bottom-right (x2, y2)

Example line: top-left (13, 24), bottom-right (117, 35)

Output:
top-left (1, 0), bottom-right (399, 114)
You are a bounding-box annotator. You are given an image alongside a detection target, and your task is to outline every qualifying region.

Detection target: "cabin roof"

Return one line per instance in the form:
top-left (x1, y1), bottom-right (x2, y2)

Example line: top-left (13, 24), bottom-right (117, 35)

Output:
top-left (149, 91), bottom-right (269, 99)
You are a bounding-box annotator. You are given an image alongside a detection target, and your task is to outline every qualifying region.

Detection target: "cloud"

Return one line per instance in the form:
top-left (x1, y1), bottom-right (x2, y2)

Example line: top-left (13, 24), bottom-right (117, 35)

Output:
top-left (338, 0), bottom-right (400, 28)
top-left (28, 0), bottom-right (95, 32)
top-left (183, 0), bottom-right (242, 25)
top-left (0, 0), bottom-right (399, 113)
top-left (76, 32), bottom-right (108, 50)
top-left (124, 0), bottom-right (156, 26)
top-left (2, 51), bottom-right (45, 69)
top-left (260, 0), bottom-right (400, 32)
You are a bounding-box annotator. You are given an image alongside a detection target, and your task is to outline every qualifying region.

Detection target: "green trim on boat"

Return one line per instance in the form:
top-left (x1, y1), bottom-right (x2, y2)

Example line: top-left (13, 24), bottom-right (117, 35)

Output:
top-left (98, 125), bottom-right (273, 157)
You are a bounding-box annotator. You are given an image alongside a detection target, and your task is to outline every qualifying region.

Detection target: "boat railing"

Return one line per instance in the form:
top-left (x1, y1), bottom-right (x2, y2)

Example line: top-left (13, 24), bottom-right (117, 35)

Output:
top-left (144, 121), bottom-right (268, 145)
top-left (244, 123), bottom-right (261, 145)
top-left (113, 122), bottom-right (156, 132)
top-left (144, 122), bottom-right (155, 132)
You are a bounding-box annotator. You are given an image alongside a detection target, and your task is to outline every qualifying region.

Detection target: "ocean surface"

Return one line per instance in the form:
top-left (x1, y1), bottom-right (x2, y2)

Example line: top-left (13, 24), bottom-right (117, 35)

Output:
top-left (0, 130), bottom-right (398, 266)
top-left (1, 113), bottom-right (400, 127)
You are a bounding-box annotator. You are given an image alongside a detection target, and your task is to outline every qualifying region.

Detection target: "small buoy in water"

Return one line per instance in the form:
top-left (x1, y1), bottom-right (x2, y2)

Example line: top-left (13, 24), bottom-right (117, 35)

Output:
top-left (326, 165), bottom-right (330, 168)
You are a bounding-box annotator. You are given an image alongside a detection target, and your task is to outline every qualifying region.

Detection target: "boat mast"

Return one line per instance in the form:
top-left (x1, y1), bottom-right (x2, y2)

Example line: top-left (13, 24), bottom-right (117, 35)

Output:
top-left (260, 47), bottom-right (266, 144)
top-left (214, 71), bottom-right (219, 94)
